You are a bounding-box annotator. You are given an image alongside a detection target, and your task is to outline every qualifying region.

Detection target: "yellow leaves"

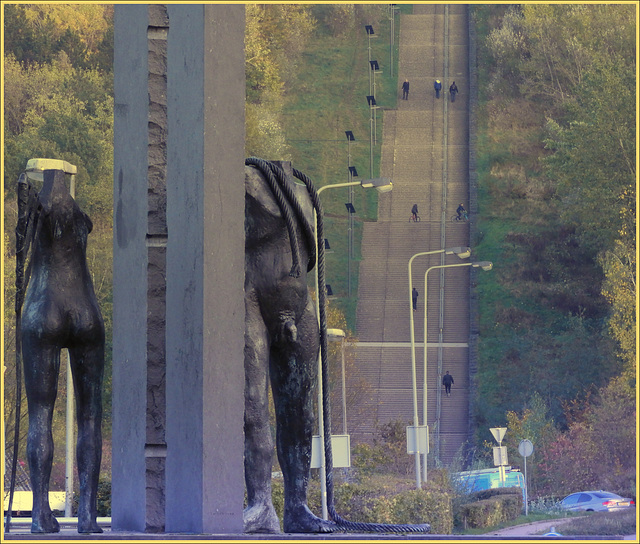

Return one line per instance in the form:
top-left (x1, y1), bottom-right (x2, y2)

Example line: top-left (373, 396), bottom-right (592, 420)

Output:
top-left (22, 5), bottom-right (110, 53)
top-left (599, 239), bottom-right (636, 381)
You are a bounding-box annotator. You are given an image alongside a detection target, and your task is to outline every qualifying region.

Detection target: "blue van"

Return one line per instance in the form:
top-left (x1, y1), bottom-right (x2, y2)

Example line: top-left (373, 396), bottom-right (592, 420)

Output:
top-left (452, 467), bottom-right (526, 504)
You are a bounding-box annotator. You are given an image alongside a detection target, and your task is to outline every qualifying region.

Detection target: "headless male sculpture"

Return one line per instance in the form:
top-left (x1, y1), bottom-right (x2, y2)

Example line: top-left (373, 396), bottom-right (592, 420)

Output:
top-left (19, 169), bottom-right (104, 533)
top-left (243, 162), bottom-right (334, 534)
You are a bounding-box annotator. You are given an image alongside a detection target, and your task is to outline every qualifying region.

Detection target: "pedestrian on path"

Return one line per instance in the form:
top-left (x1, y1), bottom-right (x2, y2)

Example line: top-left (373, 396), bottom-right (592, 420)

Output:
top-left (434, 79), bottom-right (442, 99)
top-left (412, 287), bottom-right (419, 311)
top-left (411, 203), bottom-right (419, 221)
top-left (449, 81), bottom-right (458, 102)
top-left (443, 371), bottom-right (454, 396)
top-left (402, 79), bottom-right (410, 100)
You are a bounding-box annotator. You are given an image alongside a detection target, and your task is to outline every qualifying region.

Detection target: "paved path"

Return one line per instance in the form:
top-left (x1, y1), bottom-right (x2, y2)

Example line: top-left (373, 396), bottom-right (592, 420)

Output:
top-left (350, 4), bottom-right (471, 467)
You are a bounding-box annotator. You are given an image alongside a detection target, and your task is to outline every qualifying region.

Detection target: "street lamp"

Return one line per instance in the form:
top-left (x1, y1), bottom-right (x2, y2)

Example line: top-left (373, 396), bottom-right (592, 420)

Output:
top-left (388, 4), bottom-right (400, 77)
top-left (345, 132), bottom-right (356, 298)
top-left (314, 177), bottom-right (393, 519)
top-left (422, 260), bottom-right (492, 482)
top-left (369, 62), bottom-right (383, 145)
top-left (370, 60), bottom-right (382, 102)
top-left (365, 25), bottom-right (377, 96)
top-left (366, 96), bottom-right (380, 177)
top-left (407, 247), bottom-right (470, 488)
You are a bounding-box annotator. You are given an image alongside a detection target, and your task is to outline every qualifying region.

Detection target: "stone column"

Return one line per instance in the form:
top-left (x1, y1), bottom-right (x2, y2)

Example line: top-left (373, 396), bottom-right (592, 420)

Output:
top-left (113, 4), bottom-right (245, 534)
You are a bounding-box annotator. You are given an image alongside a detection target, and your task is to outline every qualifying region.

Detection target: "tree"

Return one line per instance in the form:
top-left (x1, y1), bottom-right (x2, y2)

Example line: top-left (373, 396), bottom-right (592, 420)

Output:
top-left (538, 381), bottom-right (636, 497)
top-left (600, 239), bottom-right (636, 388)
top-left (4, 4), bottom-right (113, 69)
top-left (516, 5), bottom-right (635, 106)
top-left (544, 56), bottom-right (635, 252)
top-left (473, 6), bottom-right (635, 487)
top-left (504, 393), bottom-right (557, 498)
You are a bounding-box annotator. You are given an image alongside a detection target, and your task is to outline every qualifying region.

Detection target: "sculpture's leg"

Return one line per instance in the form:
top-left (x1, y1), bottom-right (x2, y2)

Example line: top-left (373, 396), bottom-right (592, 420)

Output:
top-left (22, 342), bottom-right (61, 534)
top-left (270, 300), bottom-right (335, 534)
top-left (69, 343), bottom-right (104, 534)
top-left (243, 291), bottom-right (280, 534)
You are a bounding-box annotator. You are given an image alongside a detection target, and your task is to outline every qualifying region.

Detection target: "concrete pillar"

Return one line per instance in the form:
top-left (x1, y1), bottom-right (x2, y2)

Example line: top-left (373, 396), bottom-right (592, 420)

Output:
top-left (113, 4), bottom-right (245, 534)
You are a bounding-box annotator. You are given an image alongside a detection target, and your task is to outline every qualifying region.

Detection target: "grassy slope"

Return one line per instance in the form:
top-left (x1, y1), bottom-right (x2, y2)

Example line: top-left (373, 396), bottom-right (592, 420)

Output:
top-left (282, 5), bottom-right (410, 329)
top-left (470, 6), bottom-right (618, 431)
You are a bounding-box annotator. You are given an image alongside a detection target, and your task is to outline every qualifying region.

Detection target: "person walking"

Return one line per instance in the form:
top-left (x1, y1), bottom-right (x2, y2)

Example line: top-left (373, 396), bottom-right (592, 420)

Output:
top-left (449, 81), bottom-right (458, 102)
top-left (442, 371), bottom-right (454, 397)
top-left (411, 203), bottom-right (419, 221)
top-left (402, 79), bottom-right (410, 100)
top-left (412, 287), bottom-right (419, 312)
top-left (434, 79), bottom-right (442, 99)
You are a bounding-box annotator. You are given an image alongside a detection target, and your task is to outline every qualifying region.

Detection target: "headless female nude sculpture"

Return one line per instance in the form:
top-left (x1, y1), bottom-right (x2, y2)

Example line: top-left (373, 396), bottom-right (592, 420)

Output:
top-left (20, 169), bottom-right (104, 533)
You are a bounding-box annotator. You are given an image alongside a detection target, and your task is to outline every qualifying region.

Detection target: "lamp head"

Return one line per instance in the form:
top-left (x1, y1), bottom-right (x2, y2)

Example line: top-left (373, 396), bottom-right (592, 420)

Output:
top-left (446, 246), bottom-right (471, 259)
top-left (327, 328), bottom-right (346, 341)
top-left (360, 177), bottom-right (393, 193)
top-left (472, 261), bottom-right (493, 271)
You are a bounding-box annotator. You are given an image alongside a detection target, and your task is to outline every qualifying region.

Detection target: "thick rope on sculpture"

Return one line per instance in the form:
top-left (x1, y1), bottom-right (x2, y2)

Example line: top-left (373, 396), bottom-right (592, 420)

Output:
top-left (7, 174), bottom-right (40, 534)
top-left (247, 158), bottom-right (430, 534)
top-left (245, 157), bottom-right (316, 276)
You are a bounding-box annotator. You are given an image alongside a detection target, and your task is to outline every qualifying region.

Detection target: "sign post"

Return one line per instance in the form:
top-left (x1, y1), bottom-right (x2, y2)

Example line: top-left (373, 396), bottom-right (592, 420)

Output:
top-left (490, 427), bottom-right (508, 486)
top-left (518, 439), bottom-right (534, 516)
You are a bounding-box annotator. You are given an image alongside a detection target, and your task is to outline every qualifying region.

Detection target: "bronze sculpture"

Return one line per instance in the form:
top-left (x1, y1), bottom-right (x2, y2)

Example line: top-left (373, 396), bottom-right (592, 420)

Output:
top-left (242, 160), bottom-right (430, 535)
top-left (19, 169), bottom-right (105, 534)
top-left (243, 160), bottom-right (335, 534)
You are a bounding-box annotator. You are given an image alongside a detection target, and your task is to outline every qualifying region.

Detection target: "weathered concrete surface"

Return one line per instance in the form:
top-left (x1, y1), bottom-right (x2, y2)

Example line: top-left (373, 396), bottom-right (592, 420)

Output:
top-left (113, 4), bottom-right (245, 534)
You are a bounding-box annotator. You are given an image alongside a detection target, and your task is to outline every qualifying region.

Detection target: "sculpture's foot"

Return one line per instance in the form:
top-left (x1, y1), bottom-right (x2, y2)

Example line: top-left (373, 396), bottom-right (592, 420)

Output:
top-left (243, 503), bottom-right (281, 534)
top-left (78, 519), bottom-right (103, 534)
top-left (283, 504), bottom-right (337, 534)
top-left (31, 512), bottom-right (60, 534)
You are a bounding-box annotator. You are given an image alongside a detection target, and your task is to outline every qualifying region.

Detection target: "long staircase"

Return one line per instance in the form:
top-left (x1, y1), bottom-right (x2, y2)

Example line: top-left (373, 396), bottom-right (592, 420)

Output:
top-left (349, 4), bottom-right (471, 467)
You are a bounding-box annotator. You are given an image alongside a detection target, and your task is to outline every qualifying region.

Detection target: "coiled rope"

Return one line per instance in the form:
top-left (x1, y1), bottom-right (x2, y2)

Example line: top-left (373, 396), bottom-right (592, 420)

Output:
top-left (249, 159), bottom-right (430, 534)
top-left (245, 157), bottom-right (316, 276)
top-left (6, 174), bottom-right (41, 534)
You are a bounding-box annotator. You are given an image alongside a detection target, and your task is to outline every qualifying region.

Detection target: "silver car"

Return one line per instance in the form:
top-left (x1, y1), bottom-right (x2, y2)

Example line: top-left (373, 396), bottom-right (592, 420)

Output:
top-left (560, 490), bottom-right (635, 512)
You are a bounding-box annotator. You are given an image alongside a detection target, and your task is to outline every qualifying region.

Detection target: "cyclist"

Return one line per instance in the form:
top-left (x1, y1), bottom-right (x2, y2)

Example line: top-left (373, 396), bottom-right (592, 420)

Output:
top-left (411, 203), bottom-right (419, 222)
top-left (456, 203), bottom-right (467, 221)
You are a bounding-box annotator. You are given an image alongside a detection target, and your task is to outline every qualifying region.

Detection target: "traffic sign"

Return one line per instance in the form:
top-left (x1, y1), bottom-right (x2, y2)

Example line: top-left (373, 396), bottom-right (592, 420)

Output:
top-left (490, 427), bottom-right (507, 444)
top-left (518, 439), bottom-right (534, 457)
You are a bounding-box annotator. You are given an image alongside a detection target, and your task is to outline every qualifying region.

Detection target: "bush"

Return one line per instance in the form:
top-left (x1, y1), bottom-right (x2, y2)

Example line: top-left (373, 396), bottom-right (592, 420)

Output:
top-left (273, 473), bottom-right (454, 534)
top-left (458, 489), bottom-right (522, 529)
top-left (390, 489), bottom-right (453, 534)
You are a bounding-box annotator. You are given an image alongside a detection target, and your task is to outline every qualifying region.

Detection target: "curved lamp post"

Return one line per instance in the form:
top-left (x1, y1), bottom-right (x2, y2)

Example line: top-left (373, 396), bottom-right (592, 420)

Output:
top-left (407, 247), bottom-right (470, 488)
top-left (314, 176), bottom-right (392, 519)
top-left (422, 260), bottom-right (492, 482)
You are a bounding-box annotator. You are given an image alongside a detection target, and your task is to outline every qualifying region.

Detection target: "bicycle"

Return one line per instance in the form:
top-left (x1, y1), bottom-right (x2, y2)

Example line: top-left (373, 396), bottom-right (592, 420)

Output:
top-left (451, 212), bottom-right (469, 222)
top-left (409, 214), bottom-right (421, 222)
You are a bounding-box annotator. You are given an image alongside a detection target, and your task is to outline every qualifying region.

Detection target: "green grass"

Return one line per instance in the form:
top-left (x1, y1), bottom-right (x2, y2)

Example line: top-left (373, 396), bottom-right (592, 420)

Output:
top-left (547, 509), bottom-right (637, 536)
top-left (283, 6), bottom-right (402, 330)
top-left (458, 509), bottom-right (636, 537)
